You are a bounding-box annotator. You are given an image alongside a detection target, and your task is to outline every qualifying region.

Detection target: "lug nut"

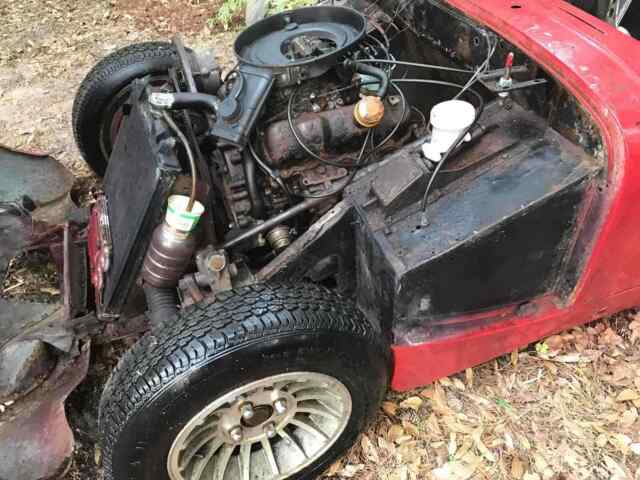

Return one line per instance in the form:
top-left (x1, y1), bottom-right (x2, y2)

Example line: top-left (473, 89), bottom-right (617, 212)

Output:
top-left (263, 422), bottom-right (277, 439)
top-left (229, 425), bottom-right (244, 442)
top-left (273, 398), bottom-right (288, 414)
top-left (240, 402), bottom-right (255, 420)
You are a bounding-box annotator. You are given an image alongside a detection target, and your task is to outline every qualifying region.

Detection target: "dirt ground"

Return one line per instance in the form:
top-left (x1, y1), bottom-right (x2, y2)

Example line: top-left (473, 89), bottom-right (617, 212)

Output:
top-left (2, 1), bottom-right (640, 479)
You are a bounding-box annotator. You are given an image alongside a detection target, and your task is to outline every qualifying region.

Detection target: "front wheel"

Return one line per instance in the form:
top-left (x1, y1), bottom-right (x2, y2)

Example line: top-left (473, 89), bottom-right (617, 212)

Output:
top-left (72, 42), bottom-right (179, 176)
top-left (99, 283), bottom-right (391, 480)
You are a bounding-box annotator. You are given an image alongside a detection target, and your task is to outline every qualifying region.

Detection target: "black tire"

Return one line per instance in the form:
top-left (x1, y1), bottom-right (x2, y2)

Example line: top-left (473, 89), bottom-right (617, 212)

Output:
top-left (72, 42), bottom-right (179, 176)
top-left (99, 283), bottom-right (392, 480)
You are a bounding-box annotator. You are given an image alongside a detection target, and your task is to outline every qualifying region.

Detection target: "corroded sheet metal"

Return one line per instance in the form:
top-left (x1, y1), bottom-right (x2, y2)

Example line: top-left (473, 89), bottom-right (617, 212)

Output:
top-left (0, 343), bottom-right (90, 480)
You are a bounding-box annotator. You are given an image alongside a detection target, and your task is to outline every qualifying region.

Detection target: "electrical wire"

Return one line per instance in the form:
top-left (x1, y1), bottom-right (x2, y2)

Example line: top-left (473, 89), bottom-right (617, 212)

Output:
top-left (248, 140), bottom-right (293, 203)
top-left (161, 110), bottom-right (198, 211)
top-left (286, 81), bottom-right (406, 169)
top-left (354, 58), bottom-right (475, 75)
top-left (391, 78), bottom-right (485, 118)
top-left (411, 33), bottom-right (497, 223)
top-left (454, 32), bottom-right (497, 99)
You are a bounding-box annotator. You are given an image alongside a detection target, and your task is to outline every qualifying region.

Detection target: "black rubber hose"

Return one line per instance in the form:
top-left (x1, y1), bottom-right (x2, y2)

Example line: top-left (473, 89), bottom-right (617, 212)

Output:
top-left (343, 59), bottom-right (389, 97)
top-left (243, 150), bottom-right (266, 219)
top-left (143, 284), bottom-right (179, 326)
top-left (155, 92), bottom-right (220, 113)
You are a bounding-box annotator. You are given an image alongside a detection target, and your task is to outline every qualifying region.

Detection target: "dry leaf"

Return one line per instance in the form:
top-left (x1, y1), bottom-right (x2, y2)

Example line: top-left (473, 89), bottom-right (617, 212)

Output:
top-left (399, 396), bottom-right (423, 411)
top-left (426, 413), bottom-right (443, 436)
top-left (600, 328), bottom-right (624, 346)
top-left (443, 416), bottom-right (474, 435)
top-left (388, 424), bottom-right (405, 443)
top-left (511, 350), bottom-right (519, 367)
top-left (465, 368), bottom-right (474, 388)
top-left (511, 457), bottom-right (525, 479)
top-left (401, 420), bottom-right (419, 437)
top-left (431, 384), bottom-right (454, 416)
top-left (596, 433), bottom-right (608, 447)
top-left (603, 455), bottom-right (627, 480)
top-left (448, 432), bottom-right (458, 457)
top-left (523, 474), bottom-right (541, 480)
top-left (629, 319), bottom-right (640, 344)
top-left (544, 334), bottom-right (566, 351)
top-left (431, 458), bottom-right (480, 480)
top-left (610, 433), bottom-right (632, 454)
top-left (504, 431), bottom-right (515, 451)
top-left (360, 434), bottom-right (379, 464)
top-left (439, 377), bottom-right (453, 387)
top-left (382, 401), bottom-right (398, 416)
top-left (40, 286), bottom-right (60, 295)
top-left (472, 427), bottom-right (496, 462)
top-left (617, 389), bottom-right (640, 402)
top-left (326, 460), bottom-right (342, 476)
top-left (338, 464), bottom-right (365, 478)
top-left (454, 437), bottom-right (474, 461)
top-left (452, 378), bottom-right (466, 391)
top-left (620, 408), bottom-right (638, 427)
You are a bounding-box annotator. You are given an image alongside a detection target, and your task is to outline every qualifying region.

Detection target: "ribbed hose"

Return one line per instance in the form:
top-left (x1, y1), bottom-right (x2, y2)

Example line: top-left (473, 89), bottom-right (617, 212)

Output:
top-left (143, 283), bottom-right (179, 326)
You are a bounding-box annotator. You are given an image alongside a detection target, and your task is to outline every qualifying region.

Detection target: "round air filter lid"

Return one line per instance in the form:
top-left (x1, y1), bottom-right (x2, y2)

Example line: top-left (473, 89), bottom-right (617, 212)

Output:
top-left (234, 6), bottom-right (366, 70)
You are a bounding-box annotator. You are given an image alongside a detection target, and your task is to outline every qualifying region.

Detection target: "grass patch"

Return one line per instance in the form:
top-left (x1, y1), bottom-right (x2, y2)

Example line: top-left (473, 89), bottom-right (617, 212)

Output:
top-left (213, 0), bottom-right (315, 30)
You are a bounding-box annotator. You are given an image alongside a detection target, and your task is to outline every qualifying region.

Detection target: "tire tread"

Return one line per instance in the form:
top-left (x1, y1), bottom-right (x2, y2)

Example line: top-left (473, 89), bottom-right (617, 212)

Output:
top-left (72, 42), bottom-right (177, 174)
top-left (100, 283), bottom-right (387, 480)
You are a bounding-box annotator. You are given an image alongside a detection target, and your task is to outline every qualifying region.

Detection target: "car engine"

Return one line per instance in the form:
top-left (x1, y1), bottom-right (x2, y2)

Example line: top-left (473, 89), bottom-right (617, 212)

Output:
top-left (88, 0), bottom-right (602, 327)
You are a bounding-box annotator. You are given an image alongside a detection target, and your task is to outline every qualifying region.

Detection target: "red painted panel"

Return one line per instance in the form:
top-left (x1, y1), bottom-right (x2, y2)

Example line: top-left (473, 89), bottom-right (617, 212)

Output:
top-left (391, 0), bottom-right (640, 390)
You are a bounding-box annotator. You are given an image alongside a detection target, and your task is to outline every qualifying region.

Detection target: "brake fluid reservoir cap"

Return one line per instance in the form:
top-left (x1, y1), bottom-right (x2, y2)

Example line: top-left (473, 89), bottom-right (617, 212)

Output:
top-left (422, 100), bottom-right (476, 162)
top-left (165, 195), bottom-right (205, 232)
top-left (430, 100), bottom-right (476, 131)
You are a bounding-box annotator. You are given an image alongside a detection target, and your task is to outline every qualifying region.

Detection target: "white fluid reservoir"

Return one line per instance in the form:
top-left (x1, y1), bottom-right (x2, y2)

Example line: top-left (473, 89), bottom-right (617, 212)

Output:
top-left (422, 99), bottom-right (476, 162)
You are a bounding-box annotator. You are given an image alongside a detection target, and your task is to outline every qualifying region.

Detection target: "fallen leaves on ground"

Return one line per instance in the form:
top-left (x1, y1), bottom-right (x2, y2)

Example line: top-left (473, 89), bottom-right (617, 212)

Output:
top-left (329, 311), bottom-right (640, 479)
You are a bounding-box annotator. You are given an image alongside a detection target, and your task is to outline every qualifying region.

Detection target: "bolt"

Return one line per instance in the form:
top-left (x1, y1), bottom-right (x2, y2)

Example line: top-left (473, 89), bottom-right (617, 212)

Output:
top-left (263, 422), bottom-right (277, 439)
top-left (229, 426), bottom-right (244, 442)
top-left (240, 402), bottom-right (255, 420)
top-left (388, 95), bottom-right (401, 106)
top-left (273, 398), bottom-right (288, 415)
top-left (207, 253), bottom-right (226, 272)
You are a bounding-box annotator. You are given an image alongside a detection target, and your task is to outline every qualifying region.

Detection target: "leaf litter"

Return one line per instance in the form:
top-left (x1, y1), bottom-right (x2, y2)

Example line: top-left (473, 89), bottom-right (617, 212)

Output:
top-left (2, 2), bottom-right (640, 480)
top-left (331, 311), bottom-right (640, 480)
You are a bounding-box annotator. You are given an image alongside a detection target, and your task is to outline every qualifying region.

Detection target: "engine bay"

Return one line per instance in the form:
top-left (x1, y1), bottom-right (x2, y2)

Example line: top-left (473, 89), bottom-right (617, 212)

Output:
top-left (90, 0), bottom-right (605, 336)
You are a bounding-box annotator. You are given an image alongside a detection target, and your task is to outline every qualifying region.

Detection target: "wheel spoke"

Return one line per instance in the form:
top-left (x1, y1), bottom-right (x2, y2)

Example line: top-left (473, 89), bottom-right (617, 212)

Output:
top-left (179, 427), bottom-right (217, 470)
top-left (214, 444), bottom-right (236, 480)
top-left (295, 393), bottom-right (343, 404)
top-left (239, 443), bottom-right (252, 480)
top-left (296, 405), bottom-right (340, 419)
top-left (291, 386), bottom-right (342, 401)
top-left (189, 439), bottom-right (224, 480)
top-left (278, 429), bottom-right (308, 459)
top-left (261, 438), bottom-right (280, 475)
top-left (290, 417), bottom-right (329, 440)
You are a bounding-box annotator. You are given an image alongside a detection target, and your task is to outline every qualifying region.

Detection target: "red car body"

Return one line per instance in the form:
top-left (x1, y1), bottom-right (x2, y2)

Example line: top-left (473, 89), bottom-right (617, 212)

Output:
top-left (392, 0), bottom-right (640, 390)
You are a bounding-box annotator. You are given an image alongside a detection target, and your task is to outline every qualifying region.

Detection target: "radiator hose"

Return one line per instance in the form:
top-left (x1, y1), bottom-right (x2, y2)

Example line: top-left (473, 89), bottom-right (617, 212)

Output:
top-left (143, 283), bottom-right (179, 326)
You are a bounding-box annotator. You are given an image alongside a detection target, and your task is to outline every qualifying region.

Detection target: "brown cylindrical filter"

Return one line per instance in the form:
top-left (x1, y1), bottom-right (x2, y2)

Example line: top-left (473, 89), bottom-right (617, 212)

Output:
top-left (353, 95), bottom-right (385, 128)
top-left (141, 222), bottom-right (198, 288)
